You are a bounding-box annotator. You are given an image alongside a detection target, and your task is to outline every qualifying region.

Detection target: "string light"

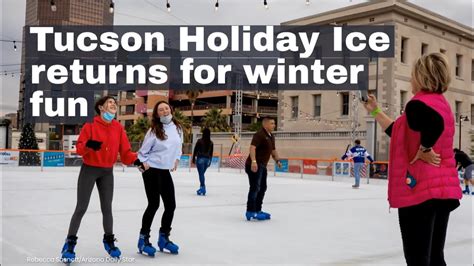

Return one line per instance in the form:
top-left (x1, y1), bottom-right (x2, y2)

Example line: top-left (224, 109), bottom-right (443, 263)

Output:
top-left (215, 0), bottom-right (219, 11)
top-left (109, 1), bottom-right (114, 13)
top-left (275, 93), bottom-right (405, 129)
top-left (264, 0), bottom-right (268, 9)
top-left (13, 41), bottom-right (17, 51)
top-left (166, 0), bottom-right (171, 12)
top-left (306, 0), bottom-right (310, 6)
top-left (50, 0), bottom-right (57, 12)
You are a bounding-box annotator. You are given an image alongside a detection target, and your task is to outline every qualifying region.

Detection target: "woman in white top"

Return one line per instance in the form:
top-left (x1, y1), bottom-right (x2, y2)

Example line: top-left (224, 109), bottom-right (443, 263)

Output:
top-left (135, 101), bottom-right (183, 256)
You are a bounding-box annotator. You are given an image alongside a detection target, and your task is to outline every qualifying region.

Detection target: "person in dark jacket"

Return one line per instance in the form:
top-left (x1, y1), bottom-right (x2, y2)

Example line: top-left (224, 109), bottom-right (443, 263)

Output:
top-left (192, 128), bottom-right (214, 196)
top-left (454, 148), bottom-right (473, 195)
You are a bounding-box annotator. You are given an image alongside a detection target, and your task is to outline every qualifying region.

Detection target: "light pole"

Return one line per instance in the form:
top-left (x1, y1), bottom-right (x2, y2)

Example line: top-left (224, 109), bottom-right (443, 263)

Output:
top-left (458, 115), bottom-right (470, 149)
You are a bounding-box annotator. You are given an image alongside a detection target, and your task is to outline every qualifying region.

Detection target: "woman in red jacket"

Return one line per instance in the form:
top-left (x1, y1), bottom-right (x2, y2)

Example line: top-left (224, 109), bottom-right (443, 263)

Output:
top-left (363, 53), bottom-right (462, 266)
top-left (60, 96), bottom-right (137, 262)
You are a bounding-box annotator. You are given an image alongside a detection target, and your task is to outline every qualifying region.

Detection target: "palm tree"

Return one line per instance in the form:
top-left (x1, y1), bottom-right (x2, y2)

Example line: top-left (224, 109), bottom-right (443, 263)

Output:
top-left (185, 89), bottom-right (203, 125)
top-left (173, 109), bottom-right (192, 143)
top-left (125, 117), bottom-right (150, 151)
top-left (201, 107), bottom-right (231, 132)
top-left (247, 121), bottom-right (262, 132)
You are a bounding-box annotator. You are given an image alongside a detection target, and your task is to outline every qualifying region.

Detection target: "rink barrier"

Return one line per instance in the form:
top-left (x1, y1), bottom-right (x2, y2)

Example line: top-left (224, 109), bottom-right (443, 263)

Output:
top-left (0, 149), bottom-right (389, 181)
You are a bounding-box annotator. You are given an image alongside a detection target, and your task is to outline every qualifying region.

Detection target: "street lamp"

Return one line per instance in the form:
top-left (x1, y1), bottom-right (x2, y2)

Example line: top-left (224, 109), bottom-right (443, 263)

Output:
top-left (458, 115), bottom-right (470, 149)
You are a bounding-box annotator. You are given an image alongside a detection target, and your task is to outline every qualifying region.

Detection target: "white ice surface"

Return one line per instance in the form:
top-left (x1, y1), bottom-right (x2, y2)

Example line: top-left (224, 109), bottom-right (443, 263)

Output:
top-left (1, 166), bottom-right (472, 266)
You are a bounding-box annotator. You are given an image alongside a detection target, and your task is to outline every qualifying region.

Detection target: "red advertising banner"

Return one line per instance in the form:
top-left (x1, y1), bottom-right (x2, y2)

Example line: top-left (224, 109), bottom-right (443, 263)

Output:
top-left (303, 160), bottom-right (317, 174)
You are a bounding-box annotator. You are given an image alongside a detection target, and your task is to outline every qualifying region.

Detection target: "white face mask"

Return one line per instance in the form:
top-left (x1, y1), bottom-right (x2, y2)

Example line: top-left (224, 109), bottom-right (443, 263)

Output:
top-left (160, 114), bottom-right (173, 124)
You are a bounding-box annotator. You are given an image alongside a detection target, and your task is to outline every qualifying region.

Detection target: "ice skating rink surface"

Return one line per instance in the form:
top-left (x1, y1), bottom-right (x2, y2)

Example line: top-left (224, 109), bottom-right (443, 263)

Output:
top-left (1, 166), bottom-right (472, 265)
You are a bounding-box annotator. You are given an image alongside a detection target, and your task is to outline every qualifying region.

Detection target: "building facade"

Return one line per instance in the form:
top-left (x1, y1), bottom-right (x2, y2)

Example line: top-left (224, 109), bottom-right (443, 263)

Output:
top-left (281, 0), bottom-right (473, 160)
top-left (17, 0), bottom-right (114, 148)
top-left (116, 89), bottom-right (278, 130)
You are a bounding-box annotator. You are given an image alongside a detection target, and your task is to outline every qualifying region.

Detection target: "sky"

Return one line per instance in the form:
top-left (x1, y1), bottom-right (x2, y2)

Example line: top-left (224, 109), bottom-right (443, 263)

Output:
top-left (1, 0), bottom-right (473, 116)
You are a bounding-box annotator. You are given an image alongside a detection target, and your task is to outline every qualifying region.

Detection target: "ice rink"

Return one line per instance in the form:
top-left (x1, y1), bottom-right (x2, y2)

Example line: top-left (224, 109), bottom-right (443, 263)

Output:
top-left (1, 166), bottom-right (472, 265)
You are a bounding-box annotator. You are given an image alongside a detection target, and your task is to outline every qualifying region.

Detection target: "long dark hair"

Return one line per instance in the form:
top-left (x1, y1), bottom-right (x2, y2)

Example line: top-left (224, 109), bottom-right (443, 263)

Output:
top-left (200, 128), bottom-right (212, 152)
top-left (151, 101), bottom-right (182, 141)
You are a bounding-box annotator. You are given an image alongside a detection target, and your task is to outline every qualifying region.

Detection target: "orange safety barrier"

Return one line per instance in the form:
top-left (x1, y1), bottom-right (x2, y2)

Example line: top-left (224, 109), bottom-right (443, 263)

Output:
top-left (0, 148), bottom-right (76, 153)
top-left (0, 149), bottom-right (389, 163)
top-left (0, 148), bottom-right (389, 178)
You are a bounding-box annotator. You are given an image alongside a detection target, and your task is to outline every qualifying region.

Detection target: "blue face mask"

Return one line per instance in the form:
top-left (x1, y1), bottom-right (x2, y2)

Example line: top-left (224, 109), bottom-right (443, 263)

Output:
top-left (160, 114), bottom-right (173, 124)
top-left (102, 111), bottom-right (115, 122)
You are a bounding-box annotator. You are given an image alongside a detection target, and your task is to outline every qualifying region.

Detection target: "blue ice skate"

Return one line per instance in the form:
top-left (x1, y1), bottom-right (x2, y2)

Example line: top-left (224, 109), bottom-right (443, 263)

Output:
top-left (61, 235), bottom-right (77, 264)
top-left (103, 234), bottom-right (121, 258)
top-left (158, 232), bottom-right (179, 254)
top-left (196, 186), bottom-right (206, 196)
top-left (258, 211), bottom-right (271, 220)
top-left (138, 233), bottom-right (156, 257)
top-left (245, 211), bottom-right (268, 221)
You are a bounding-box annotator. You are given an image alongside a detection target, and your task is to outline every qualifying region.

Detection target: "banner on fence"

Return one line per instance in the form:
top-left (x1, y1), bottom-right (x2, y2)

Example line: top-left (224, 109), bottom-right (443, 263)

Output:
top-left (303, 160), bottom-right (318, 175)
top-left (333, 161), bottom-right (351, 177)
top-left (209, 156), bottom-right (220, 169)
top-left (275, 159), bottom-right (289, 172)
top-left (370, 162), bottom-right (388, 179)
top-left (43, 152), bottom-right (65, 167)
top-left (0, 151), bottom-right (19, 166)
top-left (179, 155), bottom-right (190, 168)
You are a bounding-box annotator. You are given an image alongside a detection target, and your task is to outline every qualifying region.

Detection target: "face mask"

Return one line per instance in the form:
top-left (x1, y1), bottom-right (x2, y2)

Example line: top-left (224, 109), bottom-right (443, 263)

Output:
top-left (102, 111), bottom-right (115, 122)
top-left (160, 114), bottom-right (173, 124)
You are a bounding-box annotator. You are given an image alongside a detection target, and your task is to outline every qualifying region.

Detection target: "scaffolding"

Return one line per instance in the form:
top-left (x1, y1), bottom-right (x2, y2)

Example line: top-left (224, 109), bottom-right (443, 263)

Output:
top-left (230, 73), bottom-right (243, 154)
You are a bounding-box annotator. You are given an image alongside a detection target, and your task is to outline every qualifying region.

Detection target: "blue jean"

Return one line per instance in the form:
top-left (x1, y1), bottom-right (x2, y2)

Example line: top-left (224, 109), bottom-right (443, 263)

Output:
top-left (353, 163), bottom-right (364, 186)
top-left (196, 157), bottom-right (211, 187)
top-left (245, 163), bottom-right (268, 212)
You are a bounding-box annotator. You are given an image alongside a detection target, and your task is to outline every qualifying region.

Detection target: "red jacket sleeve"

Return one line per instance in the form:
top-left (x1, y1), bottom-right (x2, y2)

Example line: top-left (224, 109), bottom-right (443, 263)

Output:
top-left (76, 123), bottom-right (91, 156)
top-left (119, 127), bottom-right (137, 165)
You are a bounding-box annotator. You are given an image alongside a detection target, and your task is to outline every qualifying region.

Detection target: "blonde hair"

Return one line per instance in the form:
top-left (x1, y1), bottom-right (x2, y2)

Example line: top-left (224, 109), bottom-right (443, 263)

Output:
top-left (411, 53), bottom-right (451, 94)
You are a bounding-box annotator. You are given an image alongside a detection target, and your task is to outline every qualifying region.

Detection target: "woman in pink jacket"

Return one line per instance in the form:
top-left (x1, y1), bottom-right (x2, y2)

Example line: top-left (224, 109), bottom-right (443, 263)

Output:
top-left (362, 53), bottom-right (462, 266)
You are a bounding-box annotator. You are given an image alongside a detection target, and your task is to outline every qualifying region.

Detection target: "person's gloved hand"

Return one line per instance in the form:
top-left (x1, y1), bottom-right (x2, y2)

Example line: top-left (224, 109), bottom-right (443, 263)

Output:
top-left (86, 140), bottom-right (102, 151)
top-left (134, 159), bottom-right (145, 172)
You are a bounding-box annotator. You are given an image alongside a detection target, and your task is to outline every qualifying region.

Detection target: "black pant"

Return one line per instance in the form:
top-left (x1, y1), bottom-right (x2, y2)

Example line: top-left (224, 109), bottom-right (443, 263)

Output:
top-left (68, 164), bottom-right (114, 236)
top-left (398, 199), bottom-right (459, 266)
top-left (245, 164), bottom-right (268, 212)
top-left (140, 168), bottom-right (176, 235)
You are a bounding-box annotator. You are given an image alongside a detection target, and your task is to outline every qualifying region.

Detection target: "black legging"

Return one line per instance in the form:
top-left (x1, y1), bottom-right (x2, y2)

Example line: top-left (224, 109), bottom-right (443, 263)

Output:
top-left (68, 164), bottom-right (114, 236)
top-left (398, 199), bottom-right (459, 266)
top-left (140, 168), bottom-right (176, 235)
